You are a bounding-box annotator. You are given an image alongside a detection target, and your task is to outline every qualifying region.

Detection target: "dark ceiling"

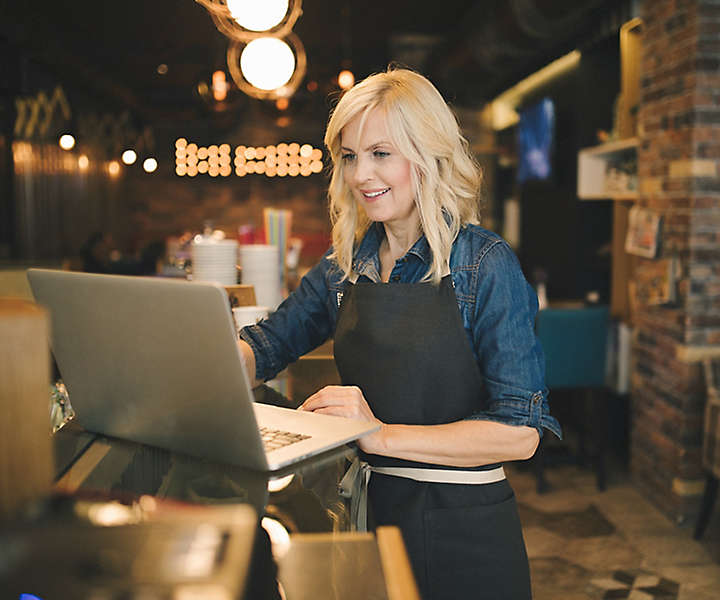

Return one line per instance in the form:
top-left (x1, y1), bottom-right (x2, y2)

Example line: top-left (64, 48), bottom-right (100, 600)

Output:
top-left (1, 0), bottom-right (631, 129)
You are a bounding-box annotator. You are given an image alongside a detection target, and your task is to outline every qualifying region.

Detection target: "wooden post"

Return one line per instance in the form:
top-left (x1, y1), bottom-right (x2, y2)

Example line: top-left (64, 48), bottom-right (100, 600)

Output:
top-left (0, 298), bottom-right (53, 520)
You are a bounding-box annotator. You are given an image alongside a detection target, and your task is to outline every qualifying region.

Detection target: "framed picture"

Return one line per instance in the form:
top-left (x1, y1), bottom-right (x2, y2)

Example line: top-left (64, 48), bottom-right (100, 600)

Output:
top-left (625, 206), bottom-right (662, 258)
top-left (629, 257), bottom-right (676, 307)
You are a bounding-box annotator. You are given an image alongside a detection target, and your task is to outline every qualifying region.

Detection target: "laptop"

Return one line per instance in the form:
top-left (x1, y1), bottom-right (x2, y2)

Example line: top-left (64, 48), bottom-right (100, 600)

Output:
top-left (27, 269), bottom-right (379, 471)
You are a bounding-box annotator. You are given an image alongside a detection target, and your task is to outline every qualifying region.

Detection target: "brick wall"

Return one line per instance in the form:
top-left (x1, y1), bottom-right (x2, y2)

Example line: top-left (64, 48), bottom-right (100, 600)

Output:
top-left (633, 0), bottom-right (720, 522)
top-left (121, 167), bottom-right (331, 267)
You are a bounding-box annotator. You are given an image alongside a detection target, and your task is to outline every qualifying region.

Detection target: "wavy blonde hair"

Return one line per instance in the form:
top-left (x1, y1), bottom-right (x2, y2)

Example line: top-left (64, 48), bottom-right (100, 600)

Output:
top-left (324, 67), bottom-right (483, 283)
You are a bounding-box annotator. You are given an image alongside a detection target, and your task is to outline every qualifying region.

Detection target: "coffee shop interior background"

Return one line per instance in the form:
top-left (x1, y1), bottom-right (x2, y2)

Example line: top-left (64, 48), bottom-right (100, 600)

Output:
top-left (3, 0), bottom-right (720, 559)
top-left (1, 0), bottom-right (629, 281)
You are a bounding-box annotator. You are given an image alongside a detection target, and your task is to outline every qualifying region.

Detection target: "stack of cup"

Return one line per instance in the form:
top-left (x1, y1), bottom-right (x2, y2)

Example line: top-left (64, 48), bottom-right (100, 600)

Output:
top-left (191, 238), bottom-right (238, 285)
top-left (238, 244), bottom-right (282, 310)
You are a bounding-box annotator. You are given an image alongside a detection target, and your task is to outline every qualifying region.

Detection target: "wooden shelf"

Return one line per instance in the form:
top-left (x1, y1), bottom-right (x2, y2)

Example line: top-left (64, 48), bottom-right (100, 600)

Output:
top-left (577, 138), bottom-right (639, 201)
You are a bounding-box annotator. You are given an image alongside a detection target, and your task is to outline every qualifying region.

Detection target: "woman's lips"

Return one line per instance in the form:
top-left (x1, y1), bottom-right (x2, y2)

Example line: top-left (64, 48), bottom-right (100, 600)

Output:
top-left (361, 187), bottom-right (390, 201)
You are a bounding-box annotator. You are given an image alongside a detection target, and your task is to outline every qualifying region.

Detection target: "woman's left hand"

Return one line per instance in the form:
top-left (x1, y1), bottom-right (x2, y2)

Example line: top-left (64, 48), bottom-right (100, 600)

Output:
top-left (300, 385), bottom-right (385, 454)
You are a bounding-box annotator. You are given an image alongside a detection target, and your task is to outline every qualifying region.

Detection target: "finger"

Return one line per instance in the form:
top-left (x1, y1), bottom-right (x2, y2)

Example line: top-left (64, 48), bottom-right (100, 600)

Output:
top-left (301, 394), bottom-right (342, 412)
top-left (301, 386), bottom-right (356, 411)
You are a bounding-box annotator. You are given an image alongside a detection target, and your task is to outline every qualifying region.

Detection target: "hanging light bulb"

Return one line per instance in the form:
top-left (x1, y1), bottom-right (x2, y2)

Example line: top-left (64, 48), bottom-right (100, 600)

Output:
top-left (226, 0), bottom-right (289, 31)
top-left (227, 32), bottom-right (306, 100)
top-left (143, 158), bottom-right (158, 173)
top-left (240, 37), bottom-right (295, 90)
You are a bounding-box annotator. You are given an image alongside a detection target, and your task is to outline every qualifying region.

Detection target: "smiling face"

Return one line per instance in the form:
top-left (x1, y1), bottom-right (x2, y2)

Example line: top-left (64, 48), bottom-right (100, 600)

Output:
top-left (340, 108), bottom-right (417, 229)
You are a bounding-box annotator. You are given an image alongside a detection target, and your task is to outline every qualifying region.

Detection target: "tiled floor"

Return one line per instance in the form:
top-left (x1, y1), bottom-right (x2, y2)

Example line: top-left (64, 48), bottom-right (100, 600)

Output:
top-left (506, 462), bottom-right (720, 600)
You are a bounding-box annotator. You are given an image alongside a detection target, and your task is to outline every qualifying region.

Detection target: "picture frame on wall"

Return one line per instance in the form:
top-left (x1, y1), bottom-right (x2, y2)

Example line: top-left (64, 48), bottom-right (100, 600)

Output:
top-left (625, 205), bottom-right (662, 258)
top-left (628, 257), bottom-right (677, 308)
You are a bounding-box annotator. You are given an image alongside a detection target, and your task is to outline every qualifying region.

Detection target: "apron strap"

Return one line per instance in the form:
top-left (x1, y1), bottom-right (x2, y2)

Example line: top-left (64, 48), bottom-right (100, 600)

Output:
top-left (372, 465), bottom-right (505, 484)
top-left (338, 457), bottom-right (506, 532)
top-left (338, 456), bottom-right (372, 532)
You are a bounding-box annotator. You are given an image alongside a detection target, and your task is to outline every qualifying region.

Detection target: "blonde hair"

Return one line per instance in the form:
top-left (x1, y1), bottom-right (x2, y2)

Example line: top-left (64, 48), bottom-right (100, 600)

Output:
top-left (324, 67), bottom-right (483, 283)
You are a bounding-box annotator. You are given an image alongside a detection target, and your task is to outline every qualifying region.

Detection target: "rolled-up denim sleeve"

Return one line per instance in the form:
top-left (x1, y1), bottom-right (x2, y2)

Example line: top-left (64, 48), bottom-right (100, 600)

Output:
top-left (239, 250), bottom-right (336, 381)
top-left (466, 242), bottom-right (562, 439)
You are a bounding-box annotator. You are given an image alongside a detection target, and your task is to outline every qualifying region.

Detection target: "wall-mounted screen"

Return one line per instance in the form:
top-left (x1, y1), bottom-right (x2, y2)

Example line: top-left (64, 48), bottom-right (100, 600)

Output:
top-left (517, 97), bottom-right (555, 184)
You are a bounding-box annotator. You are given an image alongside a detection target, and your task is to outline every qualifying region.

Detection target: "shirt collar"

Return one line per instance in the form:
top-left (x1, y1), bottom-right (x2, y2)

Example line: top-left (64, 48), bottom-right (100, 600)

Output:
top-left (407, 233), bottom-right (431, 264)
top-left (352, 222), bottom-right (431, 277)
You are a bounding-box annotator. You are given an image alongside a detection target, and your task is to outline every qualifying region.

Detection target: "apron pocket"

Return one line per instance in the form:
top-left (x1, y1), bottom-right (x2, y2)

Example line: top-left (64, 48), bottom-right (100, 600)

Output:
top-left (423, 493), bottom-right (531, 600)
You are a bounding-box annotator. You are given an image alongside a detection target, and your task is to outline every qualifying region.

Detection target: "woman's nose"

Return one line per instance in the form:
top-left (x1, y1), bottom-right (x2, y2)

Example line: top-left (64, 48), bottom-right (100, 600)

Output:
top-left (352, 155), bottom-right (372, 184)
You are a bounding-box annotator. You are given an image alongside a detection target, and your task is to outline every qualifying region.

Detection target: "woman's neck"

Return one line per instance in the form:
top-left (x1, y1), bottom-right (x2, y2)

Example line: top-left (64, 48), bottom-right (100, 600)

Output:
top-left (379, 220), bottom-right (422, 281)
top-left (384, 217), bottom-right (421, 256)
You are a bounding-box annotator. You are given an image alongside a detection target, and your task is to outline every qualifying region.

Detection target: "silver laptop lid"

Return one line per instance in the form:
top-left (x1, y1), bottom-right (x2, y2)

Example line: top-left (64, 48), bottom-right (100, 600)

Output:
top-left (27, 269), bottom-right (269, 470)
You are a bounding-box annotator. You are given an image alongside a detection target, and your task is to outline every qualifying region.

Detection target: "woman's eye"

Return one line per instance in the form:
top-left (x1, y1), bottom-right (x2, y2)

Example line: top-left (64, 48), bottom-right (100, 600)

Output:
top-left (341, 152), bottom-right (356, 162)
top-left (374, 150), bottom-right (390, 158)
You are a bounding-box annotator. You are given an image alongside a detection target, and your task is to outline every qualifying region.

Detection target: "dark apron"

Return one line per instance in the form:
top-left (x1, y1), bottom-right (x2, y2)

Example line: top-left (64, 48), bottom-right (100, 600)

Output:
top-left (334, 276), bottom-right (532, 600)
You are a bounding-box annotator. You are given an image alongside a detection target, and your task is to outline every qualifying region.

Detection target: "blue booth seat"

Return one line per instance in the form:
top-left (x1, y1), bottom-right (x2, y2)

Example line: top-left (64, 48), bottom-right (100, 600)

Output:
top-left (534, 305), bottom-right (610, 492)
top-left (536, 306), bottom-right (609, 388)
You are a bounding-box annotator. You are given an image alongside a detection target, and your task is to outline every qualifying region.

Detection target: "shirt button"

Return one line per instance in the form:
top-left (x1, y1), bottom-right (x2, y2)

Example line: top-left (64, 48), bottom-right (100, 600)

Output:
top-left (391, 275), bottom-right (401, 282)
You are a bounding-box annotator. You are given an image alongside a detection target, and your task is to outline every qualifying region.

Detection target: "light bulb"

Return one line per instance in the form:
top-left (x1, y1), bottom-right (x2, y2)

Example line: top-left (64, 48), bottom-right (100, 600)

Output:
top-left (121, 150), bottom-right (137, 165)
top-left (240, 38), bottom-right (295, 91)
top-left (227, 0), bottom-right (289, 31)
top-left (59, 134), bottom-right (75, 151)
top-left (338, 69), bottom-right (355, 90)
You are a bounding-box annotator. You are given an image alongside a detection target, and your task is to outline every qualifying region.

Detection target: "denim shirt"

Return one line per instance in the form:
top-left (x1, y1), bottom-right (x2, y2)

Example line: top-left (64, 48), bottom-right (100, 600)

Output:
top-left (241, 223), bottom-right (562, 438)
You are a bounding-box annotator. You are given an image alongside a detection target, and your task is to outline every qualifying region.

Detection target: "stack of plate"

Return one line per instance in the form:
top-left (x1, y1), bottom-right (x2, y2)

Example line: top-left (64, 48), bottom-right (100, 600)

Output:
top-left (191, 238), bottom-right (238, 285)
top-left (238, 244), bottom-right (282, 310)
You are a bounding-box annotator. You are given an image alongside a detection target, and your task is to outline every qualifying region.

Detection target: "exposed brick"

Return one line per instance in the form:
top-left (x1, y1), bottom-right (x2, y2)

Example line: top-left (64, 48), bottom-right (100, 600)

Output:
top-left (633, 0), bottom-right (719, 517)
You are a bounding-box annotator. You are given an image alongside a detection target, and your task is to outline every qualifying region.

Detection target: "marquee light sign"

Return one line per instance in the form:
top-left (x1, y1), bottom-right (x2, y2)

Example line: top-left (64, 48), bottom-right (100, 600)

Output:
top-left (175, 138), bottom-right (323, 178)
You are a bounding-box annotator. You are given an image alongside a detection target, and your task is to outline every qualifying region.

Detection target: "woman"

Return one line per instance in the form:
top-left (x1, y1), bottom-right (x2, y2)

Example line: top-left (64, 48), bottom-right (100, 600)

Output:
top-left (239, 67), bottom-right (561, 600)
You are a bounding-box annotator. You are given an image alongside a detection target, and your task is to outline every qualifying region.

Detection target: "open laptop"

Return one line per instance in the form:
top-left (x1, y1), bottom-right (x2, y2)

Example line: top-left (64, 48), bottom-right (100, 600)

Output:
top-left (27, 269), bottom-right (379, 471)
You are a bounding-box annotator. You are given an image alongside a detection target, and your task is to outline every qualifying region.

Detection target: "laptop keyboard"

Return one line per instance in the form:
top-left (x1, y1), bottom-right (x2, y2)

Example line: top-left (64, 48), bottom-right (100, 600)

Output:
top-left (259, 426), bottom-right (311, 452)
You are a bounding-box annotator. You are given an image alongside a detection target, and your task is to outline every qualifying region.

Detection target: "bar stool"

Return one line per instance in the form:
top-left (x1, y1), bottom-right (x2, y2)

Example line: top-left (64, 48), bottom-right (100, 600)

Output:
top-left (534, 305), bottom-right (610, 493)
top-left (694, 358), bottom-right (720, 539)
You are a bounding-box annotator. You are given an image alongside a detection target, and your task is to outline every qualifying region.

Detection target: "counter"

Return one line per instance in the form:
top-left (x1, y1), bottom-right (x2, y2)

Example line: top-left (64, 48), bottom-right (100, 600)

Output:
top-left (29, 382), bottom-right (419, 599)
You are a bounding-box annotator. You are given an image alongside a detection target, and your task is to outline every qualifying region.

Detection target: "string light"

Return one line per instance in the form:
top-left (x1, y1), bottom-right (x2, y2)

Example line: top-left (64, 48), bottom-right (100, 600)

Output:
top-left (338, 69), bottom-right (355, 90)
top-left (121, 149), bottom-right (137, 165)
top-left (143, 158), bottom-right (158, 173)
top-left (175, 137), bottom-right (324, 178)
top-left (59, 134), bottom-right (75, 150)
top-left (212, 70), bottom-right (228, 101)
